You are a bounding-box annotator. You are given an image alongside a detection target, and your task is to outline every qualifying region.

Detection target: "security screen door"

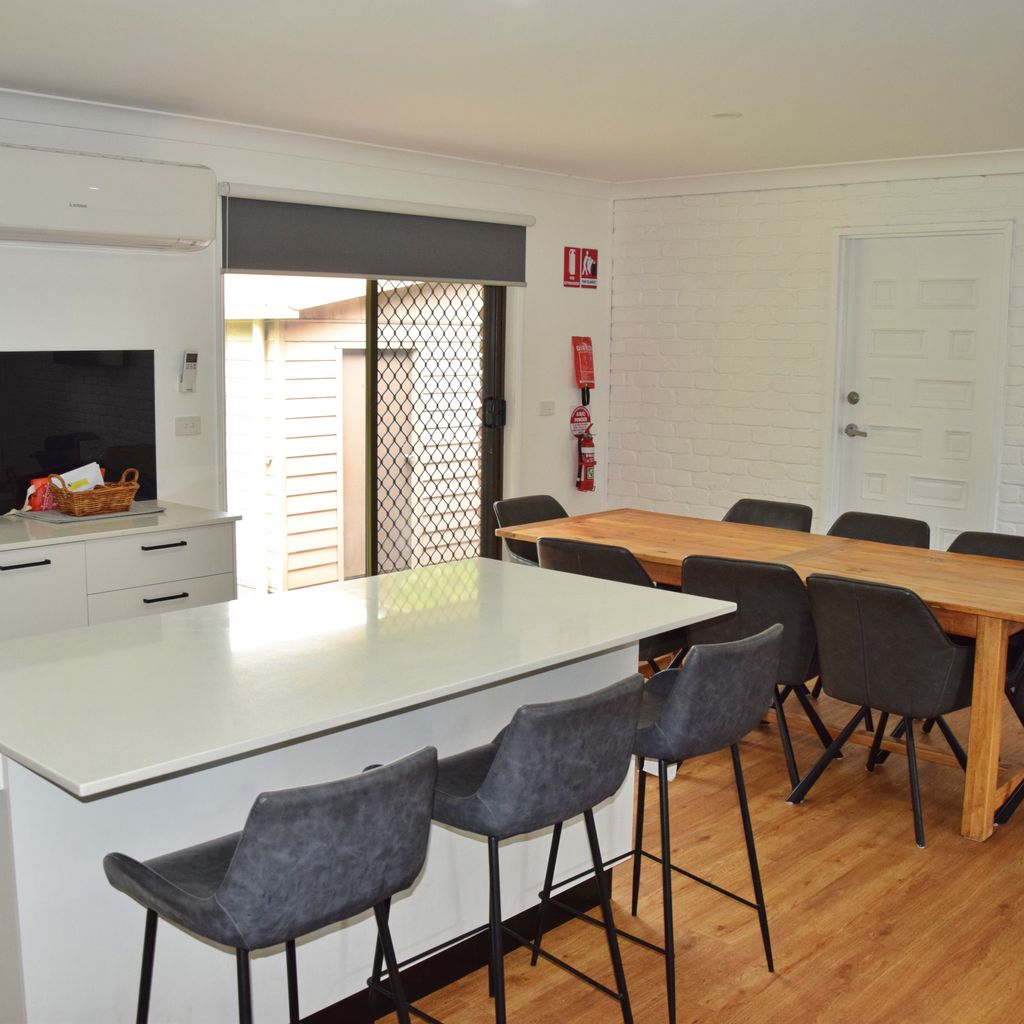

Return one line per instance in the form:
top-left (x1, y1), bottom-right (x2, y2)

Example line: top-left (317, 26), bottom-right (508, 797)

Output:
top-left (369, 280), bottom-right (505, 575)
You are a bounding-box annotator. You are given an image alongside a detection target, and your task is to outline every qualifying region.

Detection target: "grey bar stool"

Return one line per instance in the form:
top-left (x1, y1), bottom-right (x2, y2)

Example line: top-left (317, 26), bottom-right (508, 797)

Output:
top-left (532, 627), bottom-right (782, 1024)
top-left (430, 675), bottom-right (644, 1024)
top-left (103, 747), bottom-right (437, 1024)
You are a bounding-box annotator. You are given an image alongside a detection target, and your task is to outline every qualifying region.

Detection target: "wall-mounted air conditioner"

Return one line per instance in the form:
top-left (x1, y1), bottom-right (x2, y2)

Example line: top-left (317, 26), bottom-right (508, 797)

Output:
top-left (0, 144), bottom-right (217, 251)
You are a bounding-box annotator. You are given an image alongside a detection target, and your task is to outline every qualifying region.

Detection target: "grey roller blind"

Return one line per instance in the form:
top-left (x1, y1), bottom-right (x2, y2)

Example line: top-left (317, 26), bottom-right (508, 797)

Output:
top-left (222, 197), bottom-right (526, 285)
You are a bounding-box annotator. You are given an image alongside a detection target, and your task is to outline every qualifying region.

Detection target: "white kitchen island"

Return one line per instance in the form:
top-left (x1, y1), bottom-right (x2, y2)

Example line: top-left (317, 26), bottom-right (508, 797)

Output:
top-left (0, 557), bottom-right (732, 1023)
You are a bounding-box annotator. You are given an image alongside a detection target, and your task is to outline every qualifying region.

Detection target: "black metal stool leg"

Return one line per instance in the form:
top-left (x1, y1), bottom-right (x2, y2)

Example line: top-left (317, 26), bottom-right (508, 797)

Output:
top-left (373, 902), bottom-right (413, 1024)
top-left (731, 744), bottom-right (773, 972)
top-left (487, 836), bottom-right (507, 1024)
top-left (774, 686), bottom-right (801, 788)
top-left (866, 712), bottom-right (890, 772)
top-left (788, 707), bottom-right (869, 804)
top-left (904, 718), bottom-right (926, 848)
top-left (236, 950), bottom-right (253, 1024)
top-left (532, 821), bottom-right (563, 966)
top-left (655, 760), bottom-right (676, 1024)
top-left (136, 909), bottom-right (158, 1024)
top-left (285, 939), bottom-right (300, 1023)
top-left (583, 808), bottom-right (634, 1024)
top-left (631, 759), bottom-right (647, 916)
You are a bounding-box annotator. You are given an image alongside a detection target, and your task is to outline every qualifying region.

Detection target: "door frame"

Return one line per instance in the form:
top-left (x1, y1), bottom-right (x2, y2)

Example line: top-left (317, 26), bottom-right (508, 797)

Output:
top-left (821, 220), bottom-right (1015, 530)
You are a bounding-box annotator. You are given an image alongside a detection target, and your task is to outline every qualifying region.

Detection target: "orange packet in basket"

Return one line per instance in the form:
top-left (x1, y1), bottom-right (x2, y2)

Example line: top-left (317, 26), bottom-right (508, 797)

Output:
top-left (27, 477), bottom-right (57, 511)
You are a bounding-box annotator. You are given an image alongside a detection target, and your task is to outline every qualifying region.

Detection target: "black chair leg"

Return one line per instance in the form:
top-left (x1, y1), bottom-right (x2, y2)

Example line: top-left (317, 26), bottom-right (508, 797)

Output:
top-left (922, 718), bottom-right (937, 734)
top-left (236, 950), bottom-right (253, 1024)
top-left (863, 708), bottom-right (875, 733)
top-left (995, 777), bottom-right (1024, 825)
top-left (583, 808), bottom-right (634, 1024)
top-left (487, 836), bottom-right (507, 1024)
top-left (631, 759), bottom-right (647, 917)
top-left (731, 744), bottom-right (773, 972)
top-left (373, 902), bottom-right (413, 1024)
top-left (774, 687), bottom-right (801, 788)
top-left (791, 684), bottom-right (837, 751)
top-left (934, 716), bottom-right (968, 771)
top-left (654, 760), bottom-right (676, 1024)
top-left (532, 821), bottom-right (563, 965)
top-left (903, 718), bottom-right (926, 848)
top-left (136, 909), bottom-right (158, 1024)
top-left (866, 712), bottom-right (890, 772)
top-left (811, 678), bottom-right (823, 699)
top-left (788, 707), bottom-right (869, 804)
top-left (285, 939), bottom-right (300, 1023)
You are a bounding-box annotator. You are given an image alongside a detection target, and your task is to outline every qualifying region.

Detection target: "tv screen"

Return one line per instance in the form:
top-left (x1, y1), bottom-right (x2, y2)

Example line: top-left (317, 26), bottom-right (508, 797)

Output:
top-left (0, 350), bottom-right (157, 512)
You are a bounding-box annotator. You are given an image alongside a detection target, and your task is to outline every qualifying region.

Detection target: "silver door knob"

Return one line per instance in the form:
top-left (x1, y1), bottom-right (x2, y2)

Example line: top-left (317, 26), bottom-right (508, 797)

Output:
top-left (844, 423), bottom-right (867, 438)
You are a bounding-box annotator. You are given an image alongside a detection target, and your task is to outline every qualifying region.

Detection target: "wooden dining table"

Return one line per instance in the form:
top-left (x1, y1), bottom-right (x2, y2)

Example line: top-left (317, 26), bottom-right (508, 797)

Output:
top-left (496, 507), bottom-right (1024, 842)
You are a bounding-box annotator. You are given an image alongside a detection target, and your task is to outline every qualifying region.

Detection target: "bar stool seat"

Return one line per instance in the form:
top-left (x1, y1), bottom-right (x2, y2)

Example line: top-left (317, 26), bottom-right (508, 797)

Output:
top-left (104, 747), bottom-right (438, 1024)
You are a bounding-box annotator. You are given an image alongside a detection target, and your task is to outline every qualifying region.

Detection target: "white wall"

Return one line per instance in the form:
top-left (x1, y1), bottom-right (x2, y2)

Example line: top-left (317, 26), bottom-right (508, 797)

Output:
top-left (609, 168), bottom-right (1024, 532)
top-left (0, 92), bottom-right (612, 513)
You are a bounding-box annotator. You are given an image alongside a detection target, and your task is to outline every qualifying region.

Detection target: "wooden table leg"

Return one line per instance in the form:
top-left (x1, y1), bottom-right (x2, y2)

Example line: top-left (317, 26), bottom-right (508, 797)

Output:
top-left (961, 615), bottom-right (1009, 841)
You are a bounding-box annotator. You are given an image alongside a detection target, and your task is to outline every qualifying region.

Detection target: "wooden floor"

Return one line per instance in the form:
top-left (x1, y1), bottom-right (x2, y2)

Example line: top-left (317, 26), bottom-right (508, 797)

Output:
top-left (380, 698), bottom-right (1024, 1023)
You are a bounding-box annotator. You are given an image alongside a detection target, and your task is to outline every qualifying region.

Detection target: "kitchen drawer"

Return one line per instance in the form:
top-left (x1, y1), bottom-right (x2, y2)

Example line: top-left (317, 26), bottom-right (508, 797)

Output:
top-left (87, 572), bottom-right (237, 625)
top-left (0, 543), bottom-right (88, 641)
top-left (86, 524), bottom-right (234, 594)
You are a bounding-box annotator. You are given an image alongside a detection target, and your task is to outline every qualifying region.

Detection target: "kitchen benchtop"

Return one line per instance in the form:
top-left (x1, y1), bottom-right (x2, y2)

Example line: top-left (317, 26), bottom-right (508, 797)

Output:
top-left (0, 558), bottom-right (733, 799)
top-left (0, 500), bottom-right (239, 552)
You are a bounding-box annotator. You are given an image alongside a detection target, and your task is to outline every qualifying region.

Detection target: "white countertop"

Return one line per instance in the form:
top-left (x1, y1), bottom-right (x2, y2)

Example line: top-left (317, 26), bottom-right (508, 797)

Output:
top-left (0, 501), bottom-right (239, 552)
top-left (0, 558), bottom-right (733, 799)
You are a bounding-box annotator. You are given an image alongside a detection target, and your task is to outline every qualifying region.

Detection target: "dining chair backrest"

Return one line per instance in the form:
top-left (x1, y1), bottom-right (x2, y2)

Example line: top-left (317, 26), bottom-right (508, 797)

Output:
top-left (806, 574), bottom-right (973, 720)
top-left (947, 531), bottom-right (1024, 561)
top-left (637, 625), bottom-right (783, 763)
top-left (828, 511), bottom-right (930, 548)
top-left (722, 499), bottom-right (812, 532)
top-left (476, 675), bottom-right (644, 839)
top-left (537, 536), bottom-right (654, 589)
top-left (681, 555), bottom-right (817, 687)
top-left (493, 494), bottom-right (568, 565)
top-left (214, 747), bottom-right (437, 951)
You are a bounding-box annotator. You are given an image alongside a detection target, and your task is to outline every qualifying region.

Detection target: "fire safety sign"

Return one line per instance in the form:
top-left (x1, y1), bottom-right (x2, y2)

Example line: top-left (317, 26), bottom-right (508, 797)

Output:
top-left (564, 247), bottom-right (598, 288)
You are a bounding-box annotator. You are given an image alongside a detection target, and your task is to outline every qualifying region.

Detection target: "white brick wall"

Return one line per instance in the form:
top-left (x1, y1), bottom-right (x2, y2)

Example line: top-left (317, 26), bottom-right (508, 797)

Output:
top-left (610, 173), bottom-right (1024, 532)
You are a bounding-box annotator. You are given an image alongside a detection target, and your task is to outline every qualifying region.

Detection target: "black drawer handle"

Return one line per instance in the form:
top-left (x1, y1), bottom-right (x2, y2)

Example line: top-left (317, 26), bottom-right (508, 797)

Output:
top-left (0, 558), bottom-right (53, 572)
top-left (140, 540), bottom-right (188, 552)
top-left (143, 591), bottom-right (190, 605)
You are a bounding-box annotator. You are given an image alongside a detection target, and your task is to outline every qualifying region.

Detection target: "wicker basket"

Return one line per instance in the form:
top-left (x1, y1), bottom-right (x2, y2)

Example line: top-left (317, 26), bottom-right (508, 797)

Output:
top-left (48, 468), bottom-right (140, 517)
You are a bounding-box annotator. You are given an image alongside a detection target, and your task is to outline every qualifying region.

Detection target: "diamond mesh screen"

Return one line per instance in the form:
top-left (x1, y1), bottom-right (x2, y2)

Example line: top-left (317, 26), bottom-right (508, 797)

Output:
top-left (375, 281), bottom-right (485, 574)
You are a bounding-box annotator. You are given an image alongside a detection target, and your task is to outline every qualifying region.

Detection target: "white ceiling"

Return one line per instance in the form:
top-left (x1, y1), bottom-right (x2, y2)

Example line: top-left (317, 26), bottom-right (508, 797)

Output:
top-left (2, 0), bottom-right (1023, 183)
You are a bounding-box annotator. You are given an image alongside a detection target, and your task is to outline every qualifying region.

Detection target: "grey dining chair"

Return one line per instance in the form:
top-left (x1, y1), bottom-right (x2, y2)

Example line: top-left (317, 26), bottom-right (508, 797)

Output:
top-left (827, 511), bottom-right (930, 548)
top-left (104, 747), bottom-right (438, 1024)
top-left (723, 498), bottom-right (813, 532)
top-left (493, 494), bottom-right (568, 566)
top-left (791, 575), bottom-right (973, 847)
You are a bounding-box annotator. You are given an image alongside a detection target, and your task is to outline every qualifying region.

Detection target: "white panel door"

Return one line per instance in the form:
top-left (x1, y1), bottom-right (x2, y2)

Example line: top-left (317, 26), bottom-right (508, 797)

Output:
top-left (837, 231), bottom-right (1007, 548)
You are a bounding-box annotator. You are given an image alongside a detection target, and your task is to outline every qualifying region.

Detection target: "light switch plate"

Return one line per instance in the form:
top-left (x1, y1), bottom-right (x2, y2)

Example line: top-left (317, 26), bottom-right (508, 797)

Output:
top-left (175, 416), bottom-right (201, 437)
top-left (539, 400), bottom-right (555, 416)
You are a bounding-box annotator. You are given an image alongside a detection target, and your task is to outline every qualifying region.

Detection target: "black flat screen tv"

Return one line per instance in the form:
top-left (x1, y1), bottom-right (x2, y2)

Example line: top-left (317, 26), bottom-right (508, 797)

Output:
top-left (0, 349), bottom-right (157, 511)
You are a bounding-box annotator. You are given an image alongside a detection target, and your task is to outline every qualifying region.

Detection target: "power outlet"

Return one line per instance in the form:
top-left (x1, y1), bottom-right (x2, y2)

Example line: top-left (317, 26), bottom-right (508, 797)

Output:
top-left (175, 415), bottom-right (202, 437)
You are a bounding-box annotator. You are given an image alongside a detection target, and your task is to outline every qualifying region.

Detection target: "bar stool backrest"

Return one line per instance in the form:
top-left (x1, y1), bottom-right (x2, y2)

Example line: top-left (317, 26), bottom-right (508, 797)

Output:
top-left (828, 511), bottom-right (930, 548)
top-left (681, 555), bottom-right (817, 687)
top-left (722, 499), bottom-right (812, 532)
top-left (475, 675), bottom-right (644, 840)
top-left (642, 625), bottom-right (783, 762)
top-left (948, 531), bottom-right (1024, 561)
top-left (216, 747), bottom-right (438, 950)
top-left (806, 574), bottom-right (973, 719)
top-left (493, 495), bottom-right (568, 565)
top-left (537, 536), bottom-right (654, 588)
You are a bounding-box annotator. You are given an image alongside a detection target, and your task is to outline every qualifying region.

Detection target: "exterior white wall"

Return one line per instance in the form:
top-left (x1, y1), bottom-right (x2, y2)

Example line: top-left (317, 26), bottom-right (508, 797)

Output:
top-left (610, 172), bottom-right (1024, 532)
top-left (0, 92), bottom-right (612, 513)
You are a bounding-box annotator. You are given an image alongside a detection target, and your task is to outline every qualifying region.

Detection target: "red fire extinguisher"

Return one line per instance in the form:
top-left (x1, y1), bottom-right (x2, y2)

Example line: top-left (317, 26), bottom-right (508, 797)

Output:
top-left (577, 430), bottom-right (596, 491)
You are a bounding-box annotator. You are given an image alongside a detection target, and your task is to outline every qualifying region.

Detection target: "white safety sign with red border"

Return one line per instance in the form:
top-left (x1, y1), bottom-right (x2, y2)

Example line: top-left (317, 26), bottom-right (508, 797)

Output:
top-left (569, 405), bottom-right (592, 437)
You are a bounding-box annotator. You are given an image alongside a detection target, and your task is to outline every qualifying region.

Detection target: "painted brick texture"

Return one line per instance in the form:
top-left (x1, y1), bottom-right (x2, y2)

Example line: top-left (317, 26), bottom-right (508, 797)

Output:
top-left (609, 174), bottom-right (1024, 532)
